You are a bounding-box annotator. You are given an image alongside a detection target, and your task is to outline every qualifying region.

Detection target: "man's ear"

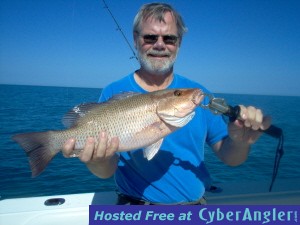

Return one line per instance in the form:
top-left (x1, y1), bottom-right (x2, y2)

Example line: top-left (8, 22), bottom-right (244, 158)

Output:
top-left (178, 37), bottom-right (182, 47)
top-left (133, 31), bottom-right (138, 49)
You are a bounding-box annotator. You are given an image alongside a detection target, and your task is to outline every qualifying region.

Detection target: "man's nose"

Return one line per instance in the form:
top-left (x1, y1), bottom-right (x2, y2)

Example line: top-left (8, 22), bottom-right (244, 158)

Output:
top-left (153, 36), bottom-right (166, 49)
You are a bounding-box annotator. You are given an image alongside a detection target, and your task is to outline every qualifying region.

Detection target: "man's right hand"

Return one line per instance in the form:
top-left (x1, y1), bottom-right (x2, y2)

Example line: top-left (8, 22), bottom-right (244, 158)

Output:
top-left (62, 131), bottom-right (119, 178)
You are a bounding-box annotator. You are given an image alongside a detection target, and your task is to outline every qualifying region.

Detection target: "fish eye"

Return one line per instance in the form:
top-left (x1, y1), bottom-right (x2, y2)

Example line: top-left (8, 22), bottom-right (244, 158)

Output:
top-left (174, 90), bottom-right (182, 96)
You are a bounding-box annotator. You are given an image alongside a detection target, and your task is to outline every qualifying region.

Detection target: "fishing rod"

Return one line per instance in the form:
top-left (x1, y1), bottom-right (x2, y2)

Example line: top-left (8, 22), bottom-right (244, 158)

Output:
top-left (102, 0), bottom-right (138, 60)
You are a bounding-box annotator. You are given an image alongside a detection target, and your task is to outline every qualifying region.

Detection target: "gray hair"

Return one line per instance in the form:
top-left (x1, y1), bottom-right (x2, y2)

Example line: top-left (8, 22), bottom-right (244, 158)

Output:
top-left (133, 3), bottom-right (187, 39)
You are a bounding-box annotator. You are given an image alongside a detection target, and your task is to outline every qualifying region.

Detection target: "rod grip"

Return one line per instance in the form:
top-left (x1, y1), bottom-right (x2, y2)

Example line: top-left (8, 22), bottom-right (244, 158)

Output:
top-left (226, 105), bottom-right (282, 139)
top-left (263, 125), bottom-right (283, 139)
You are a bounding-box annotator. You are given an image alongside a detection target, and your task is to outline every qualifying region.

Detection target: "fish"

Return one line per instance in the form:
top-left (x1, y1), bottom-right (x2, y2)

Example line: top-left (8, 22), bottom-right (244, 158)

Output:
top-left (12, 88), bottom-right (203, 177)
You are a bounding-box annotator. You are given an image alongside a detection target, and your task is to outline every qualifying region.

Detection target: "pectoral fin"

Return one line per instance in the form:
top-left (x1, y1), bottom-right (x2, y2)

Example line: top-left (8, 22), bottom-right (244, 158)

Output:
top-left (143, 139), bottom-right (163, 160)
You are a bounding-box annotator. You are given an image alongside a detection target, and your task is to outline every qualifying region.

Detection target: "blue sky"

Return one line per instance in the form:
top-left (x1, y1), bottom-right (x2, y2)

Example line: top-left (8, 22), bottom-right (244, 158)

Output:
top-left (1, 0), bottom-right (299, 96)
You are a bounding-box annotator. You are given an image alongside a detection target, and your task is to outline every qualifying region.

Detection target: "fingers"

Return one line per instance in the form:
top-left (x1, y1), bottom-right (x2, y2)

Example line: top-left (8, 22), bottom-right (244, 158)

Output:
top-left (79, 132), bottom-right (119, 164)
top-left (93, 132), bottom-right (109, 159)
top-left (62, 138), bottom-right (76, 157)
top-left (238, 105), bottom-right (268, 131)
top-left (79, 137), bottom-right (97, 163)
top-left (108, 137), bottom-right (120, 157)
top-left (62, 132), bottom-right (119, 163)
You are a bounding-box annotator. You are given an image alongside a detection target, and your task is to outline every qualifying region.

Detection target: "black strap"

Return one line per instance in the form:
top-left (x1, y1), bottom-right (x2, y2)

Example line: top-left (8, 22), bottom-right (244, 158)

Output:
top-left (226, 105), bottom-right (285, 192)
top-left (269, 131), bottom-right (284, 192)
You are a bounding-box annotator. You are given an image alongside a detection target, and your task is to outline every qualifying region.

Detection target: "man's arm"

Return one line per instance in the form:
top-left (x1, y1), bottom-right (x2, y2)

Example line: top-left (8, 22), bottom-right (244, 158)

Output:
top-left (212, 105), bottom-right (272, 166)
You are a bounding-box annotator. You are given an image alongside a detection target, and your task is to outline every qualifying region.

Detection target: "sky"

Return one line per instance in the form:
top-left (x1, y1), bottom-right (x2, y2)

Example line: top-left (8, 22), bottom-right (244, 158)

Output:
top-left (0, 0), bottom-right (299, 96)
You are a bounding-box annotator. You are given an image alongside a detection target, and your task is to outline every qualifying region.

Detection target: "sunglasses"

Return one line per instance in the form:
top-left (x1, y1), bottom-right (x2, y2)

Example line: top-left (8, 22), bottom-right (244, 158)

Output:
top-left (141, 34), bottom-right (179, 45)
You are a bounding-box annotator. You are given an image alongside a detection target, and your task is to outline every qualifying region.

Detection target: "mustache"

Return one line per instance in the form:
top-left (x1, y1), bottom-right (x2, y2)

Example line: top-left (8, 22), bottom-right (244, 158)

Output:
top-left (146, 50), bottom-right (171, 57)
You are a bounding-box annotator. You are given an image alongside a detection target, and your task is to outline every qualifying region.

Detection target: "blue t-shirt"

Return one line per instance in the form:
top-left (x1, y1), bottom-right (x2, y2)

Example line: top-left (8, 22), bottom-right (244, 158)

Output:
top-left (99, 73), bottom-right (228, 204)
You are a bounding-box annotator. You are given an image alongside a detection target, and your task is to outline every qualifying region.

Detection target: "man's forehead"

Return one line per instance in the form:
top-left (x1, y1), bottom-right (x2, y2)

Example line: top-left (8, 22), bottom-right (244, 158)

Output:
top-left (139, 12), bottom-right (177, 33)
top-left (142, 11), bottom-right (175, 24)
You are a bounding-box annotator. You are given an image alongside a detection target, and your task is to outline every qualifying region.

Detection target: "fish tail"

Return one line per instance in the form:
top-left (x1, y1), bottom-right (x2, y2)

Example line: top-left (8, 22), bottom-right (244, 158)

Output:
top-left (12, 131), bottom-right (60, 177)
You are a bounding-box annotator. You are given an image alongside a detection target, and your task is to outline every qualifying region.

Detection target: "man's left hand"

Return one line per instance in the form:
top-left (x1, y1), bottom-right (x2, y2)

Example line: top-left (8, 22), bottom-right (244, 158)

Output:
top-left (228, 105), bottom-right (272, 145)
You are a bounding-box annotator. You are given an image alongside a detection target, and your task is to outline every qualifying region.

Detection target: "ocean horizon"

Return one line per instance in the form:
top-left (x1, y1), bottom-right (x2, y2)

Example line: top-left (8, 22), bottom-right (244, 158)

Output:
top-left (2, 83), bottom-right (299, 97)
top-left (1, 84), bottom-right (299, 199)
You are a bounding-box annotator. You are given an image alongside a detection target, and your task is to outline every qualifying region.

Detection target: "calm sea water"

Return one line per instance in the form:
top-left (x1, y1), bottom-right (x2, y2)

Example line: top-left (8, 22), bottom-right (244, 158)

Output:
top-left (1, 84), bottom-right (299, 199)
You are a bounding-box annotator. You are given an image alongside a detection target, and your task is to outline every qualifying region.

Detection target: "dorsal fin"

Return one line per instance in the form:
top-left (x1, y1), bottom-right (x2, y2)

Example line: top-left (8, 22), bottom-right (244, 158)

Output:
top-left (62, 103), bottom-right (100, 128)
top-left (107, 91), bottom-right (141, 102)
top-left (62, 92), bottom-right (140, 128)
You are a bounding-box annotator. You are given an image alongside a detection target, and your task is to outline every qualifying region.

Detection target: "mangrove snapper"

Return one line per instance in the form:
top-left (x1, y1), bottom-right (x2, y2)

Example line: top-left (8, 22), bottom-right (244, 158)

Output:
top-left (12, 88), bottom-right (203, 177)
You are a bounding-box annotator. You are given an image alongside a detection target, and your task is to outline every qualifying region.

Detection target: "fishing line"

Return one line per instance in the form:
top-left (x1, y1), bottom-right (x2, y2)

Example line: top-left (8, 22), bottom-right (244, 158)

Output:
top-left (102, 0), bottom-right (138, 61)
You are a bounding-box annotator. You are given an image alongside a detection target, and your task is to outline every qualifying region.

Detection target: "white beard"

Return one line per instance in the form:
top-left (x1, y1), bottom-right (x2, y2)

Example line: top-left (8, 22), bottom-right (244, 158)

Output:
top-left (137, 48), bottom-right (179, 76)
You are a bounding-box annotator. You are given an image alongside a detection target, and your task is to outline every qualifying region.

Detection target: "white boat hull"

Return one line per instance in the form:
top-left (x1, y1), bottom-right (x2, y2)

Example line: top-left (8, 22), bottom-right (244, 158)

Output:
top-left (1, 179), bottom-right (299, 225)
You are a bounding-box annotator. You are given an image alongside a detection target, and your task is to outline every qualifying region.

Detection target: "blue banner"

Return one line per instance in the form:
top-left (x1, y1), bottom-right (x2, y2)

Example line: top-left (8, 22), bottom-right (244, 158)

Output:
top-left (89, 205), bottom-right (299, 224)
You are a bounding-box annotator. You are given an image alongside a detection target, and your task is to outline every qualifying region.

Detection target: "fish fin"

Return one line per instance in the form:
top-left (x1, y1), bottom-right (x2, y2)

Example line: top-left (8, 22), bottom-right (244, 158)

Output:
top-left (62, 102), bottom-right (100, 128)
top-left (143, 139), bottom-right (163, 160)
top-left (62, 92), bottom-right (141, 128)
top-left (107, 92), bottom-right (141, 102)
top-left (12, 131), bottom-right (60, 177)
top-left (159, 112), bottom-right (195, 127)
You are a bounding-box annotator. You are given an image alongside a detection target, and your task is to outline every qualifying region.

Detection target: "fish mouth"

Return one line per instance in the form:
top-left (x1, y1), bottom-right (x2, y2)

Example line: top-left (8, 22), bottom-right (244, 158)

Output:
top-left (192, 89), bottom-right (204, 106)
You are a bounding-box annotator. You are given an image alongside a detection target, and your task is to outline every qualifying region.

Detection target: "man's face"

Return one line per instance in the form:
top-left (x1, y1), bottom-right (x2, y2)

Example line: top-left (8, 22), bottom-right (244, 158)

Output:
top-left (134, 12), bottom-right (180, 75)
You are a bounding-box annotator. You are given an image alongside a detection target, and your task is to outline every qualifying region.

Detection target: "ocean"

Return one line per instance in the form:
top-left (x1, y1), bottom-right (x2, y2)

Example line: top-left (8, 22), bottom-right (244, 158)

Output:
top-left (1, 84), bottom-right (299, 199)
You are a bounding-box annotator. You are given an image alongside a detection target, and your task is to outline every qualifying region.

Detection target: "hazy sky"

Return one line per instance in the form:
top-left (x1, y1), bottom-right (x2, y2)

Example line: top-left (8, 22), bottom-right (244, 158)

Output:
top-left (1, 0), bottom-right (299, 96)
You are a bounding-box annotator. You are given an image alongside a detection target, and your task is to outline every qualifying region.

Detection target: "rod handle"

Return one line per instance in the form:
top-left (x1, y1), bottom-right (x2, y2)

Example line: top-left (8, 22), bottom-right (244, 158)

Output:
top-left (225, 105), bottom-right (282, 139)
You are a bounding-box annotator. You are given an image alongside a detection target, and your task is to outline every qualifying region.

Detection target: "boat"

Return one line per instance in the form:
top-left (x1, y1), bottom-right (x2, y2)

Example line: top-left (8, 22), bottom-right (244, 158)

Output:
top-left (1, 178), bottom-right (299, 225)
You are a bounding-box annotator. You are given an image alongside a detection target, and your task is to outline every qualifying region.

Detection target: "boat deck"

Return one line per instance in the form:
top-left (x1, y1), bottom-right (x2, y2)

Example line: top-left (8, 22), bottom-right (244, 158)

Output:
top-left (1, 178), bottom-right (299, 225)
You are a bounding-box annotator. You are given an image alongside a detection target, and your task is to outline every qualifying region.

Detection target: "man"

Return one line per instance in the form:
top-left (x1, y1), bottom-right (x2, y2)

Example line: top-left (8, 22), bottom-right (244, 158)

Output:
top-left (63, 3), bottom-right (271, 204)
